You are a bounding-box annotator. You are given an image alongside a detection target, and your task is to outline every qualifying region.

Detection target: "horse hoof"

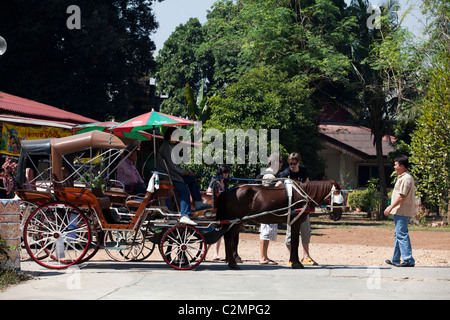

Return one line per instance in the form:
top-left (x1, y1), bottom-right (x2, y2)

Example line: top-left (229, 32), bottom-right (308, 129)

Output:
top-left (228, 263), bottom-right (240, 270)
top-left (291, 263), bottom-right (304, 269)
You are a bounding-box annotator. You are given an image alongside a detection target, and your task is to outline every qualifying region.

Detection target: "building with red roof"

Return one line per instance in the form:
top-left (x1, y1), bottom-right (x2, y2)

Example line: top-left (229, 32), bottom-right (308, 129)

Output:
top-left (317, 103), bottom-right (395, 189)
top-left (0, 91), bottom-right (97, 157)
top-left (0, 91), bottom-right (97, 128)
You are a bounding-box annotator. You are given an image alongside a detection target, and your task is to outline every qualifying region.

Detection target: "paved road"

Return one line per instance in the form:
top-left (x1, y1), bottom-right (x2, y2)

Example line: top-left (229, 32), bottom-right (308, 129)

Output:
top-left (1, 260), bottom-right (449, 302)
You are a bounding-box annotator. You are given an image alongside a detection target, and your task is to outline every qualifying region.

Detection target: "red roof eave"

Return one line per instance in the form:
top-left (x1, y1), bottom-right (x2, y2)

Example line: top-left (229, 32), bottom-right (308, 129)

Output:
top-left (0, 92), bottom-right (98, 125)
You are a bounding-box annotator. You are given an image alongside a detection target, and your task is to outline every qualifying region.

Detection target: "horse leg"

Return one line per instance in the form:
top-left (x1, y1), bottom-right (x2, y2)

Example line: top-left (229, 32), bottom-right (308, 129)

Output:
top-left (224, 224), bottom-right (241, 270)
top-left (289, 222), bottom-right (304, 269)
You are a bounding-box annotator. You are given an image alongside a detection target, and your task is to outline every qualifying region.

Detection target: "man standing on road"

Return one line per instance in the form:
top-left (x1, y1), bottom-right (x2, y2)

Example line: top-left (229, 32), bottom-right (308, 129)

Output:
top-left (384, 154), bottom-right (416, 267)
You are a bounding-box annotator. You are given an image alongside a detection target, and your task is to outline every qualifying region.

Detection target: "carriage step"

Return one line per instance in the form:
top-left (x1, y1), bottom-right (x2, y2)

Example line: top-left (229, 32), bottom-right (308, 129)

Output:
top-left (104, 245), bottom-right (133, 250)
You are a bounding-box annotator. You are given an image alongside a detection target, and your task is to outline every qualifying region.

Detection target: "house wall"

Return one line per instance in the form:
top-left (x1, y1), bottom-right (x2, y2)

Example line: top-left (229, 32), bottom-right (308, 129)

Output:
top-left (318, 145), bottom-right (359, 189)
top-left (318, 143), bottom-right (393, 189)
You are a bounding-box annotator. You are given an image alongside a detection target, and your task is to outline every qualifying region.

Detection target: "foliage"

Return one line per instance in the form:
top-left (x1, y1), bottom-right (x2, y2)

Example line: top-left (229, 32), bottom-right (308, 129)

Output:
top-left (205, 65), bottom-right (323, 177)
top-left (155, 17), bottom-right (210, 116)
top-left (347, 178), bottom-right (381, 212)
top-left (0, 0), bottom-right (161, 121)
top-left (409, 52), bottom-right (450, 212)
top-left (420, 0), bottom-right (450, 55)
top-left (186, 80), bottom-right (210, 123)
top-left (0, 157), bottom-right (18, 194)
top-left (342, 0), bottom-right (424, 216)
top-left (407, 0), bottom-right (450, 213)
top-left (155, 0), bottom-right (356, 118)
top-left (0, 235), bottom-right (9, 261)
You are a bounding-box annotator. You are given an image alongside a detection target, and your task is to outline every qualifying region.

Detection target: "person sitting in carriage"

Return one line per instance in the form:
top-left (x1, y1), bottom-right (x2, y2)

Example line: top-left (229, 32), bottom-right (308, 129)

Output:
top-left (117, 149), bottom-right (147, 195)
top-left (156, 127), bottom-right (210, 226)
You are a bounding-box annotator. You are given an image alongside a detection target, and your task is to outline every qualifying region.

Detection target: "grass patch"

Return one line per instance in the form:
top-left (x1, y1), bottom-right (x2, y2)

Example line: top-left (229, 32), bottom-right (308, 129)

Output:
top-left (0, 267), bottom-right (32, 291)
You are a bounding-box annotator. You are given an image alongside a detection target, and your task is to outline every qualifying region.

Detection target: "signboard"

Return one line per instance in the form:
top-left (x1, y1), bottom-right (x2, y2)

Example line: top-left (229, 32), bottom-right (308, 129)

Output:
top-left (0, 123), bottom-right (72, 156)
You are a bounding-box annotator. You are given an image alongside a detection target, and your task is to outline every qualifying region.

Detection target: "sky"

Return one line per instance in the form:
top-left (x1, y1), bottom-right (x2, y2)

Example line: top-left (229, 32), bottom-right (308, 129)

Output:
top-left (151, 0), bottom-right (427, 56)
top-left (152, 0), bottom-right (217, 55)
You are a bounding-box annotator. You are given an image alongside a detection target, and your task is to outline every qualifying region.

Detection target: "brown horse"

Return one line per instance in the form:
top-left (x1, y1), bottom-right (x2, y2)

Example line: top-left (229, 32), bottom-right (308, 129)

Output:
top-left (216, 180), bottom-right (341, 269)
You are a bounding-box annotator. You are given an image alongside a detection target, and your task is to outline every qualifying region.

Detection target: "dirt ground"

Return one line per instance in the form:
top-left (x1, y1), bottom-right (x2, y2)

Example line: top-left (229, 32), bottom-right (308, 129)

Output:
top-left (26, 212), bottom-right (446, 268)
top-left (205, 213), bottom-right (450, 267)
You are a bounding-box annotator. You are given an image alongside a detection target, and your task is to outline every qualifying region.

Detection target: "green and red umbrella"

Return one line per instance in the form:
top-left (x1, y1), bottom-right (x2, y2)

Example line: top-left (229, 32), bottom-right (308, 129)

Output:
top-left (72, 121), bottom-right (118, 134)
top-left (73, 121), bottom-right (159, 141)
top-left (109, 109), bottom-right (194, 133)
top-left (110, 109), bottom-right (195, 164)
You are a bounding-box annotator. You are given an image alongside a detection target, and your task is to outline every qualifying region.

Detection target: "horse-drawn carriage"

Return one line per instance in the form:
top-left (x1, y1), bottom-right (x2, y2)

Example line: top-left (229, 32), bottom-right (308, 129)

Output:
top-left (15, 130), bottom-right (343, 270)
top-left (15, 131), bottom-right (227, 270)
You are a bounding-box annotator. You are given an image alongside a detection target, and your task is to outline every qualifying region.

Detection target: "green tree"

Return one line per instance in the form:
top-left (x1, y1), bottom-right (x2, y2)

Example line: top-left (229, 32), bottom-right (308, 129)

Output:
top-left (344, 0), bottom-right (422, 218)
top-left (185, 80), bottom-right (210, 123)
top-left (205, 65), bottom-right (322, 177)
top-left (202, 0), bottom-right (246, 90)
top-left (155, 17), bottom-right (211, 116)
top-left (409, 53), bottom-right (450, 216)
top-left (409, 0), bottom-right (450, 217)
top-left (0, 0), bottom-right (160, 121)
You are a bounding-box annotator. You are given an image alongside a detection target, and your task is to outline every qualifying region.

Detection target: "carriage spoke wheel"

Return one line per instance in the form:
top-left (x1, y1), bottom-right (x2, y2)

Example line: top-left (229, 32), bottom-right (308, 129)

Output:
top-left (103, 230), bottom-right (144, 262)
top-left (78, 226), bottom-right (103, 264)
top-left (77, 211), bottom-right (103, 264)
top-left (23, 202), bottom-right (91, 269)
top-left (132, 225), bottom-right (157, 261)
top-left (19, 200), bottom-right (40, 261)
top-left (160, 225), bottom-right (206, 270)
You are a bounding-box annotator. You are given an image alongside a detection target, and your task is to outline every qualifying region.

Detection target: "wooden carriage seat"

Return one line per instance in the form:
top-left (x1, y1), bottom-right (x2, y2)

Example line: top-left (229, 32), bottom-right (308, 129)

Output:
top-left (15, 189), bottom-right (56, 204)
top-left (91, 187), bottom-right (112, 209)
top-left (104, 189), bottom-right (129, 206)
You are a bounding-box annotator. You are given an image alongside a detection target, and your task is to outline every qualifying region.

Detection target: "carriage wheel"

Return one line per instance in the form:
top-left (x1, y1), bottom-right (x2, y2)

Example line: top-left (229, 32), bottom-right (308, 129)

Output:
top-left (159, 225), bottom-right (206, 270)
top-left (77, 210), bottom-right (103, 263)
top-left (132, 237), bottom-right (156, 261)
top-left (132, 224), bottom-right (157, 261)
top-left (23, 202), bottom-right (91, 269)
top-left (19, 200), bottom-right (40, 261)
top-left (103, 229), bottom-right (144, 262)
top-left (77, 226), bottom-right (103, 263)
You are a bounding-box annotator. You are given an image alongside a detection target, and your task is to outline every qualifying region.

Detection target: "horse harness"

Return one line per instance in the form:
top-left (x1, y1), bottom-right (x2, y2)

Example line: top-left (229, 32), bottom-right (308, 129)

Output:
top-left (217, 177), bottom-right (342, 226)
top-left (284, 179), bottom-right (310, 226)
top-left (284, 179), bottom-right (343, 226)
top-left (237, 178), bottom-right (320, 226)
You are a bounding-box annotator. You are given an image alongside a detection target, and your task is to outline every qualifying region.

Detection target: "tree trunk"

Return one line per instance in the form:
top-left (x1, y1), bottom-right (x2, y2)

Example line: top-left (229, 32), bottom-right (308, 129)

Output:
top-left (374, 132), bottom-right (388, 220)
top-left (447, 194), bottom-right (450, 224)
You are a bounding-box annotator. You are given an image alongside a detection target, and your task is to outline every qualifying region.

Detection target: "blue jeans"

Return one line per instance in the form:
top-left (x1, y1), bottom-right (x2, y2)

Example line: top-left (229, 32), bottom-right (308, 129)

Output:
top-left (392, 215), bottom-right (415, 264)
top-left (172, 175), bottom-right (202, 216)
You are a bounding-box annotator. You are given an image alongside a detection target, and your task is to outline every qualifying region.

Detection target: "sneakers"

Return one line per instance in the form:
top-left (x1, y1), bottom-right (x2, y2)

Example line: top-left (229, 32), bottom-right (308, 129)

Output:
top-left (179, 215), bottom-right (197, 226)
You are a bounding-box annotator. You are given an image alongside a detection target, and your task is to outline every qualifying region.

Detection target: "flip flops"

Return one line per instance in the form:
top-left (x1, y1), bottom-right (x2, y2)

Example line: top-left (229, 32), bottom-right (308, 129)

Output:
top-left (259, 259), bottom-right (278, 265)
top-left (212, 257), bottom-right (225, 262)
top-left (301, 258), bottom-right (318, 265)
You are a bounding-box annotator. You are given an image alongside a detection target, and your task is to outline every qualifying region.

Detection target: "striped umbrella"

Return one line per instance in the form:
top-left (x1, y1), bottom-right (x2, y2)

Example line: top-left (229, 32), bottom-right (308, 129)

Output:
top-left (72, 121), bottom-right (118, 134)
top-left (109, 109), bottom-right (194, 132)
top-left (110, 109), bottom-right (194, 165)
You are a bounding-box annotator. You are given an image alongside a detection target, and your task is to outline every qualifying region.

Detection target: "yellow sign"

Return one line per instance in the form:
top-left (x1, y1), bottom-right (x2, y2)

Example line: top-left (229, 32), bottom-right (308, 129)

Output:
top-left (1, 123), bottom-right (72, 156)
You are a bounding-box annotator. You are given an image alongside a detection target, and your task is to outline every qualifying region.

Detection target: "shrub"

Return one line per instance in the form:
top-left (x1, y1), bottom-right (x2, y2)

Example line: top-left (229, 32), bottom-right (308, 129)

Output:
top-left (347, 185), bottom-right (381, 212)
top-left (0, 235), bottom-right (9, 261)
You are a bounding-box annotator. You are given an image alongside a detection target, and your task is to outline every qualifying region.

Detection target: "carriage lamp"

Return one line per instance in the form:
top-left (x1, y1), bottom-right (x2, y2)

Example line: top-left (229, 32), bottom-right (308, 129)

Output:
top-left (0, 36), bottom-right (7, 55)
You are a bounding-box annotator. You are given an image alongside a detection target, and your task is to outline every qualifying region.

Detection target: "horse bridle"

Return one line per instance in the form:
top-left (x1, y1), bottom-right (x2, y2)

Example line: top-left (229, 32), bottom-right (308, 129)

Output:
top-left (285, 180), bottom-right (343, 225)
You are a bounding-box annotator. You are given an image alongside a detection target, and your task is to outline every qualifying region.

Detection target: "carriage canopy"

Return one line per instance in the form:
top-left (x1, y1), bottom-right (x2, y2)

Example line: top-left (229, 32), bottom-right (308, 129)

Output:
top-left (16, 139), bottom-right (52, 189)
top-left (50, 130), bottom-right (139, 187)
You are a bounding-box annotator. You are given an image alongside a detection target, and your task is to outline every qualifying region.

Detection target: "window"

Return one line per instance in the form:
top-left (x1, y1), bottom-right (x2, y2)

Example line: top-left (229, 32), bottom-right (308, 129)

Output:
top-left (358, 164), bottom-right (393, 188)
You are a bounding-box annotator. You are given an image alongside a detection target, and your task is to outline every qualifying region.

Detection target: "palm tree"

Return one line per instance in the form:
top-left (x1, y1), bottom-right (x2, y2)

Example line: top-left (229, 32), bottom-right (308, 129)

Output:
top-left (346, 0), bottom-right (416, 218)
